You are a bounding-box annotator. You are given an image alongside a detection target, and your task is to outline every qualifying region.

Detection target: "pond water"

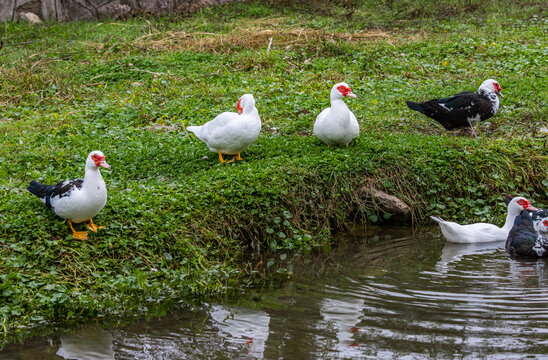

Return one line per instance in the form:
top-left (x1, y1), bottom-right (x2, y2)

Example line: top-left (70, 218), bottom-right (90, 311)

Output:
top-left (2, 226), bottom-right (548, 359)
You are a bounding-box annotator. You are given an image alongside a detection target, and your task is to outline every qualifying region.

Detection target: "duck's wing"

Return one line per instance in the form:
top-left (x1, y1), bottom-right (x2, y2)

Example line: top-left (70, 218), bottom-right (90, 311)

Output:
top-left (506, 210), bottom-right (537, 256)
top-left (47, 179), bottom-right (85, 208)
top-left (200, 112), bottom-right (239, 140)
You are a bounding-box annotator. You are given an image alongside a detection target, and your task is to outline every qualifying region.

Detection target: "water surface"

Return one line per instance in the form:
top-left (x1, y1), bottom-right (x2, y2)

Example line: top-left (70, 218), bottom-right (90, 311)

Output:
top-left (2, 226), bottom-right (548, 359)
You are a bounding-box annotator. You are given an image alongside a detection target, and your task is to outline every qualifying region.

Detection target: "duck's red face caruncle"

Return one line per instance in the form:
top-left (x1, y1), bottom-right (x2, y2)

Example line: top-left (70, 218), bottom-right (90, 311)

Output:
top-left (92, 154), bottom-right (110, 169)
top-left (236, 98), bottom-right (243, 115)
top-left (337, 85), bottom-right (357, 98)
top-left (492, 81), bottom-right (504, 98)
top-left (517, 198), bottom-right (537, 211)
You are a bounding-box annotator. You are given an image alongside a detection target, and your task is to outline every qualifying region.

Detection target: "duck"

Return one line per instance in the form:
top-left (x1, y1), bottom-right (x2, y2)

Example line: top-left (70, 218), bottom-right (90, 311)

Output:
top-left (27, 151), bottom-right (110, 240)
top-left (430, 197), bottom-right (537, 243)
top-left (187, 94), bottom-right (261, 163)
top-left (506, 209), bottom-right (548, 257)
top-left (406, 79), bottom-right (503, 136)
top-left (313, 82), bottom-right (359, 147)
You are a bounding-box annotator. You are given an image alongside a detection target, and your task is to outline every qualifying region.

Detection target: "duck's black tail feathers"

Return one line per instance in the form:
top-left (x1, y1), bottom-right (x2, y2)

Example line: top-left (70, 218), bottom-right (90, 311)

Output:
top-left (405, 100), bottom-right (427, 115)
top-left (27, 180), bottom-right (47, 199)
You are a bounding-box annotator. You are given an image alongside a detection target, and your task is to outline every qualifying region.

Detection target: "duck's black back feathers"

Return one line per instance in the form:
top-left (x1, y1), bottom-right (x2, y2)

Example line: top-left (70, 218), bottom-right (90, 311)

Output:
top-left (27, 179), bottom-right (84, 209)
top-left (406, 91), bottom-right (495, 130)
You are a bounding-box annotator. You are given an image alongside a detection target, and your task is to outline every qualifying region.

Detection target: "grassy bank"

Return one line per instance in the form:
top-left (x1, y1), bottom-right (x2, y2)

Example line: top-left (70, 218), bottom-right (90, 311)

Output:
top-left (1, 0), bottom-right (547, 345)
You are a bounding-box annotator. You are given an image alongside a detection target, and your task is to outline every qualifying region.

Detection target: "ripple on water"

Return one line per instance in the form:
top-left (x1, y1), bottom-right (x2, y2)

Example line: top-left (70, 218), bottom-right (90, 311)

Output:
top-left (3, 227), bottom-right (548, 359)
top-left (314, 235), bottom-right (548, 359)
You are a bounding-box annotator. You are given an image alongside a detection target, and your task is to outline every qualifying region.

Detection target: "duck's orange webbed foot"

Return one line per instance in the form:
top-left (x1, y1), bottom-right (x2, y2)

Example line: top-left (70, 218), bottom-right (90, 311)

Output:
top-left (226, 153), bottom-right (242, 163)
top-left (87, 218), bottom-right (104, 233)
top-left (68, 219), bottom-right (88, 240)
top-left (217, 150), bottom-right (227, 163)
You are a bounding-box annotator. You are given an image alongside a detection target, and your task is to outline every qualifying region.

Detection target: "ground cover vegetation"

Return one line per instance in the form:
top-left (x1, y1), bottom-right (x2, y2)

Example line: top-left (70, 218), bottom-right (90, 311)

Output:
top-left (0, 0), bottom-right (547, 345)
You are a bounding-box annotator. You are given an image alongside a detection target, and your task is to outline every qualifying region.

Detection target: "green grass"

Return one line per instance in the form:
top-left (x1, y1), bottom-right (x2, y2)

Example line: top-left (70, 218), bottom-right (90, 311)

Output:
top-left (1, 0), bottom-right (547, 346)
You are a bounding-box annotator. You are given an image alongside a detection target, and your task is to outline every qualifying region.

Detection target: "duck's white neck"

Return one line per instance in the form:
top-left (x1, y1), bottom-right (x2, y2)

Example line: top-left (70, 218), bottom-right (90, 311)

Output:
top-left (502, 208), bottom-right (521, 231)
top-left (331, 97), bottom-right (348, 109)
top-left (330, 98), bottom-right (351, 121)
top-left (83, 166), bottom-right (104, 190)
top-left (241, 105), bottom-right (257, 116)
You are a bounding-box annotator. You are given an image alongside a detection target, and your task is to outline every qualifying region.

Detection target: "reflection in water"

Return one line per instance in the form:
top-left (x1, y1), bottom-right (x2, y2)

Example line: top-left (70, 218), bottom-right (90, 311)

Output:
top-left (319, 294), bottom-right (365, 358)
top-left (508, 258), bottom-right (548, 289)
top-left (56, 326), bottom-right (115, 360)
top-left (436, 240), bottom-right (505, 272)
top-left (3, 226), bottom-right (548, 359)
top-left (209, 305), bottom-right (270, 358)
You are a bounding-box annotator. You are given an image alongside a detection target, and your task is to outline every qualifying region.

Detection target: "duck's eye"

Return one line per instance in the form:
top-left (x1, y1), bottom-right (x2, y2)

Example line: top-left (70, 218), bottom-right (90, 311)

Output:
top-left (517, 199), bottom-right (529, 207)
top-left (337, 85), bottom-right (351, 96)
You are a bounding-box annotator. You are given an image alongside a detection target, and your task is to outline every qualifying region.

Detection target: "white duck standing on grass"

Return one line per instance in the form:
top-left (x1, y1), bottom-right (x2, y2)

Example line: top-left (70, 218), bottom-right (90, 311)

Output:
top-left (313, 82), bottom-right (359, 147)
top-left (27, 151), bottom-right (110, 240)
top-left (187, 94), bottom-right (261, 163)
top-left (431, 197), bottom-right (537, 243)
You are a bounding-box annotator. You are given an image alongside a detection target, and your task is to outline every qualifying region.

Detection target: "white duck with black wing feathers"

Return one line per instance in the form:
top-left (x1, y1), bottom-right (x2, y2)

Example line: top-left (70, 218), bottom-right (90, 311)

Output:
top-left (27, 151), bottom-right (110, 240)
top-left (431, 197), bottom-right (537, 243)
top-left (187, 94), bottom-right (261, 163)
top-left (406, 79), bottom-right (504, 136)
top-left (313, 82), bottom-right (359, 147)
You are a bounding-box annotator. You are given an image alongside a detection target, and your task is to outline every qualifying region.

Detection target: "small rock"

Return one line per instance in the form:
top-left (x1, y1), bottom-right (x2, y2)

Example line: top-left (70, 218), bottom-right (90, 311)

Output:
top-left (360, 187), bottom-right (411, 223)
top-left (19, 12), bottom-right (42, 24)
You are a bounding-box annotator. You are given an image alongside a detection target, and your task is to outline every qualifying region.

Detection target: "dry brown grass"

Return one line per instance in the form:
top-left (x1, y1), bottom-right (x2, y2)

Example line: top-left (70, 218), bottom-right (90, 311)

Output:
top-left (0, 61), bottom-right (74, 106)
top-left (134, 23), bottom-right (390, 53)
top-left (79, 17), bottom-right (396, 54)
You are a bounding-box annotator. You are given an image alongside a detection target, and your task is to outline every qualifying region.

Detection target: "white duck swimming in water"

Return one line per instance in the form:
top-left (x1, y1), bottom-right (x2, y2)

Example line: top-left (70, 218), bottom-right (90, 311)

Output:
top-left (313, 82), bottom-right (359, 147)
top-left (27, 151), bottom-right (110, 240)
top-left (430, 197), bottom-right (537, 243)
top-left (187, 94), bottom-right (261, 163)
